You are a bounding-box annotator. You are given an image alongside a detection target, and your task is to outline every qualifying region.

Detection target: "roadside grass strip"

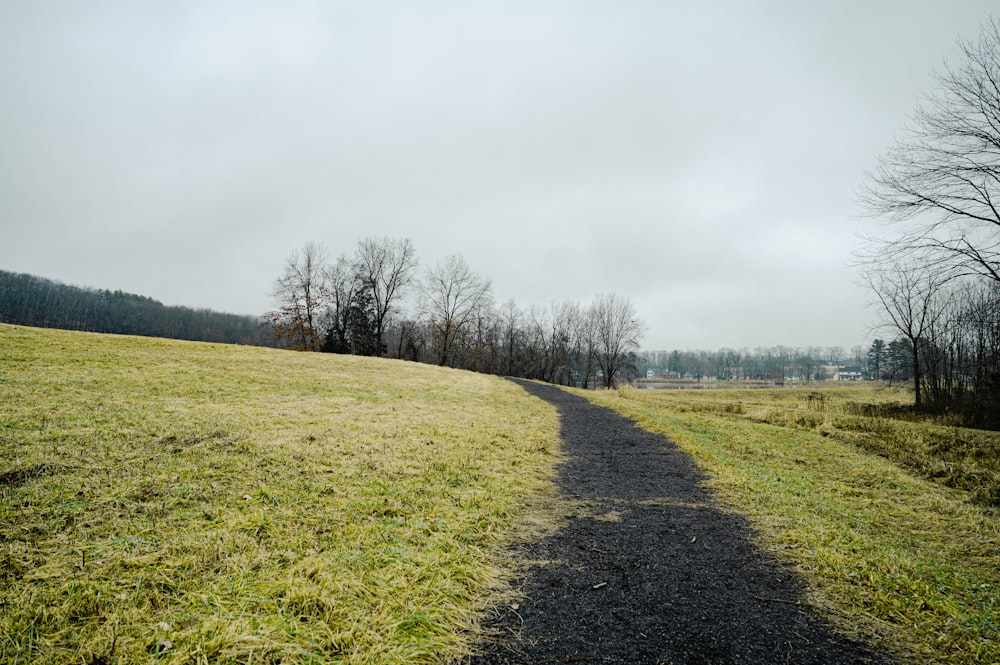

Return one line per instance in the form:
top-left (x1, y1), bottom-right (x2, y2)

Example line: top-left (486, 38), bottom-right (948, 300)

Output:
top-left (0, 324), bottom-right (561, 664)
top-left (581, 385), bottom-right (1000, 665)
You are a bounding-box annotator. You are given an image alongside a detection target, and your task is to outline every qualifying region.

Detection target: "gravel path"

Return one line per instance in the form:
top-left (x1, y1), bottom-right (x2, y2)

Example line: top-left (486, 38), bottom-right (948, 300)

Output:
top-left (468, 380), bottom-right (889, 665)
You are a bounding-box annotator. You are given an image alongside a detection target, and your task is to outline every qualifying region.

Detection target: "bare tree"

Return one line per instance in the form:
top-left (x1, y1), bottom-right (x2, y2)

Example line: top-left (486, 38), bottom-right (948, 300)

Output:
top-left (385, 314), bottom-right (424, 361)
top-left (827, 346), bottom-right (844, 367)
top-left (496, 299), bottom-right (523, 376)
top-left (576, 304), bottom-right (599, 388)
top-left (354, 237), bottom-right (418, 355)
top-left (422, 254), bottom-right (493, 367)
top-left (719, 348), bottom-right (742, 380)
top-left (268, 241), bottom-right (330, 351)
top-left (797, 348), bottom-right (818, 383)
top-left (851, 344), bottom-right (865, 370)
top-left (589, 293), bottom-right (645, 388)
top-left (860, 17), bottom-right (1000, 284)
top-left (523, 304), bottom-right (552, 381)
top-left (551, 300), bottom-right (583, 385)
top-left (863, 260), bottom-right (947, 407)
top-left (322, 254), bottom-right (364, 354)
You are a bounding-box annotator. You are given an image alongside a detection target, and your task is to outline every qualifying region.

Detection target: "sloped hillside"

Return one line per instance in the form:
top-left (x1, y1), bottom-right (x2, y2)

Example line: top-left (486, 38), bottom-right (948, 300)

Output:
top-left (0, 324), bottom-right (561, 664)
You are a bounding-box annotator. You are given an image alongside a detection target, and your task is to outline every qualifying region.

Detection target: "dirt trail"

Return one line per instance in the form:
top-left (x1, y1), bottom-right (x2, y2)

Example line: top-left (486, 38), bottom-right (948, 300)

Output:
top-left (468, 380), bottom-right (889, 665)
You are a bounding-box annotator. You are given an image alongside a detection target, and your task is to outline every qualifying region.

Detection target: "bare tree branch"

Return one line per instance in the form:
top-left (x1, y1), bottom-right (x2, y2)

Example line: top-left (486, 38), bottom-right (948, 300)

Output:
top-left (268, 241), bottom-right (330, 351)
top-left (355, 237), bottom-right (418, 355)
top-left (589, 293), bottom-right (645, 388)
top-left (860, 16), bottom-right (1000, 282)
top-left (421, 254), bottom-right (493, 367)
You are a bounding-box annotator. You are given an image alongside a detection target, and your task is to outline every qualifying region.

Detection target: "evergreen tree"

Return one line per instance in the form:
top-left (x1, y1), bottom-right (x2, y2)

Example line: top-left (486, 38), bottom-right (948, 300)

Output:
top-left (867, 339), bottom-right (886, 380)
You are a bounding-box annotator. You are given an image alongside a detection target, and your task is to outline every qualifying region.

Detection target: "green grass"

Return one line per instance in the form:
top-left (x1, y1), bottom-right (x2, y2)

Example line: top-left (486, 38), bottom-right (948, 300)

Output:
top-left (632, 384), bottom-right (1000, 505)
top-left (580, 385), bottom-right (1000, 664)
top-left (0, 324), bottom-right (562, 664)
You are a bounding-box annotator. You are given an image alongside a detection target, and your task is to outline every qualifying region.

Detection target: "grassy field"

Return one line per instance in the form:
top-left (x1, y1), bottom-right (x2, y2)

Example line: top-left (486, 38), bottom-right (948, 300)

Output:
top-left (651, 384), bottom-right (1000, 505)
top-left (582, 384), bottom-right (1000, 664)
top-left (8, 325), bottom-right (1000, 664)
top-left (0, 324), bottom-right (562, 664)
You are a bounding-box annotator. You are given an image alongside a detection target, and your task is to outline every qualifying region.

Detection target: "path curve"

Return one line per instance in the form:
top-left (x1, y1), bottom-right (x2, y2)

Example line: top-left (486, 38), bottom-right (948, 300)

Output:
top-left (468, 380), bottom-right (888, 665)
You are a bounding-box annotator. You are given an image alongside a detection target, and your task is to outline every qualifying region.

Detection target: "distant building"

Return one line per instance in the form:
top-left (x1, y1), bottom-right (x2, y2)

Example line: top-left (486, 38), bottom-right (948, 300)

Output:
top-left (818, 365), bottom-right (840, 381)
top-left (816, 365), bottom-right (863, 381)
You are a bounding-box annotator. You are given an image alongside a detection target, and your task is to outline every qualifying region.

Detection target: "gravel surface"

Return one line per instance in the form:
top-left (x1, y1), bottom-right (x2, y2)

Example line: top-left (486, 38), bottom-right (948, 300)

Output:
top-left (467, 380), bottom-right (890, 665)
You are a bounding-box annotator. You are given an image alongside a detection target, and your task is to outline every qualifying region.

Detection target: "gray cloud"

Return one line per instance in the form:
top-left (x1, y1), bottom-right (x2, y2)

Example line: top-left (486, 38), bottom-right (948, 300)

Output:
top-left (1, 0), bottom-right (994, 349)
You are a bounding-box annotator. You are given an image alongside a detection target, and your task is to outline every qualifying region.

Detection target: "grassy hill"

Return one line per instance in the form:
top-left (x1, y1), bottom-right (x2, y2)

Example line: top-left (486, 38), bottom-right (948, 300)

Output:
top-left (0, 324), bottom-right (562, 664)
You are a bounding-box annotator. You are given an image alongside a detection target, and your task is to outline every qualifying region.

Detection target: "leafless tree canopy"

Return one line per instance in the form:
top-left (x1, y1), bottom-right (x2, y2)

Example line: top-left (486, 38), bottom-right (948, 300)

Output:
top-left (861, 17), bottom-right (1000, 283)
top-left (354, 237), bottom-right (418, 350)
top-left (859, 17), bottom-right (1000, 423)
top-left (269, 241), bottom-right (329, 351)
top-left (862, 261), bottom-right (947, 407)
top-left (421, 254), bottom-right (493, 367)
top-left (267, 237), bottom-right (418, 356)
top-left (324, 254), bottom-right (363, 353)
top-left (267, 241), bottom-right (648, 389)
top-left (591, 293), bottom-right (646, 388)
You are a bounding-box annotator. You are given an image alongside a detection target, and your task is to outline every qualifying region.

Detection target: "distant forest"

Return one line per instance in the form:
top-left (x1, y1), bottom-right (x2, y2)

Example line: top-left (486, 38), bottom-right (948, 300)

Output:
top-left (0, 270), bottom-right (276, 347)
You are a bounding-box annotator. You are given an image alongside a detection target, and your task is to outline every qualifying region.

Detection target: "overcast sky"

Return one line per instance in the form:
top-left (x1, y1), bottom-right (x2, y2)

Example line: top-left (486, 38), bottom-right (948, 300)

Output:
top-left (1, 1), bottom-right (994, 350)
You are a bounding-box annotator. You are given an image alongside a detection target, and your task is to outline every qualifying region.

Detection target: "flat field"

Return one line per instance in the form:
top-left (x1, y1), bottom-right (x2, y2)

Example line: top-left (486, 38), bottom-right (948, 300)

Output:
top-left (0, 324), bottom-right (561, 664)
top-left (582, 384), bottom-right (1000, 664)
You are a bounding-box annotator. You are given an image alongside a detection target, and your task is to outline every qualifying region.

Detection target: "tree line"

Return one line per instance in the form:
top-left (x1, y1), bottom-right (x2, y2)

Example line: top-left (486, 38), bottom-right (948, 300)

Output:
top-left (266, 238), bottom-right (646, 388)
top-left (860, 17), bottom-right (1000, 428)
top-left (638, 344), bottom-right (890, 382)
top-left (0, 270), bottom-right (276, 346)
top-left (863, 268), bottom-right (1000, 427)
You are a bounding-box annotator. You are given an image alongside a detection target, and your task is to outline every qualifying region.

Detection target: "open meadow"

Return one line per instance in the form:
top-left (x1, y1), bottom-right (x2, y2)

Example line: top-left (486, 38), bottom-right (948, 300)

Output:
top-left (6, 323), bottom-right (1000, 665)
top-left (0, 324), bottom-right (562, 664)
top-left (583, 384), bottom-right (1000, 664)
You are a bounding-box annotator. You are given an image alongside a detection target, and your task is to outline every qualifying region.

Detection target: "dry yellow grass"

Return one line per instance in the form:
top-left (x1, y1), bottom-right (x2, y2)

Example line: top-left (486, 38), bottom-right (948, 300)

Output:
top-left (0, 324), bottom-right (562, 664)
top-left (624, 384), bottom-right (1000, 503)
top-left (581, 385), bottom-right (1000, 664)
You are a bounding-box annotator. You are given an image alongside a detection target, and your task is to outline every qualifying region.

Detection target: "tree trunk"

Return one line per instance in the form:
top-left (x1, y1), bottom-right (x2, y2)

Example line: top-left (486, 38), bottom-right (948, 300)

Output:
top-left (912, 340), bottom-right (922, 408)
